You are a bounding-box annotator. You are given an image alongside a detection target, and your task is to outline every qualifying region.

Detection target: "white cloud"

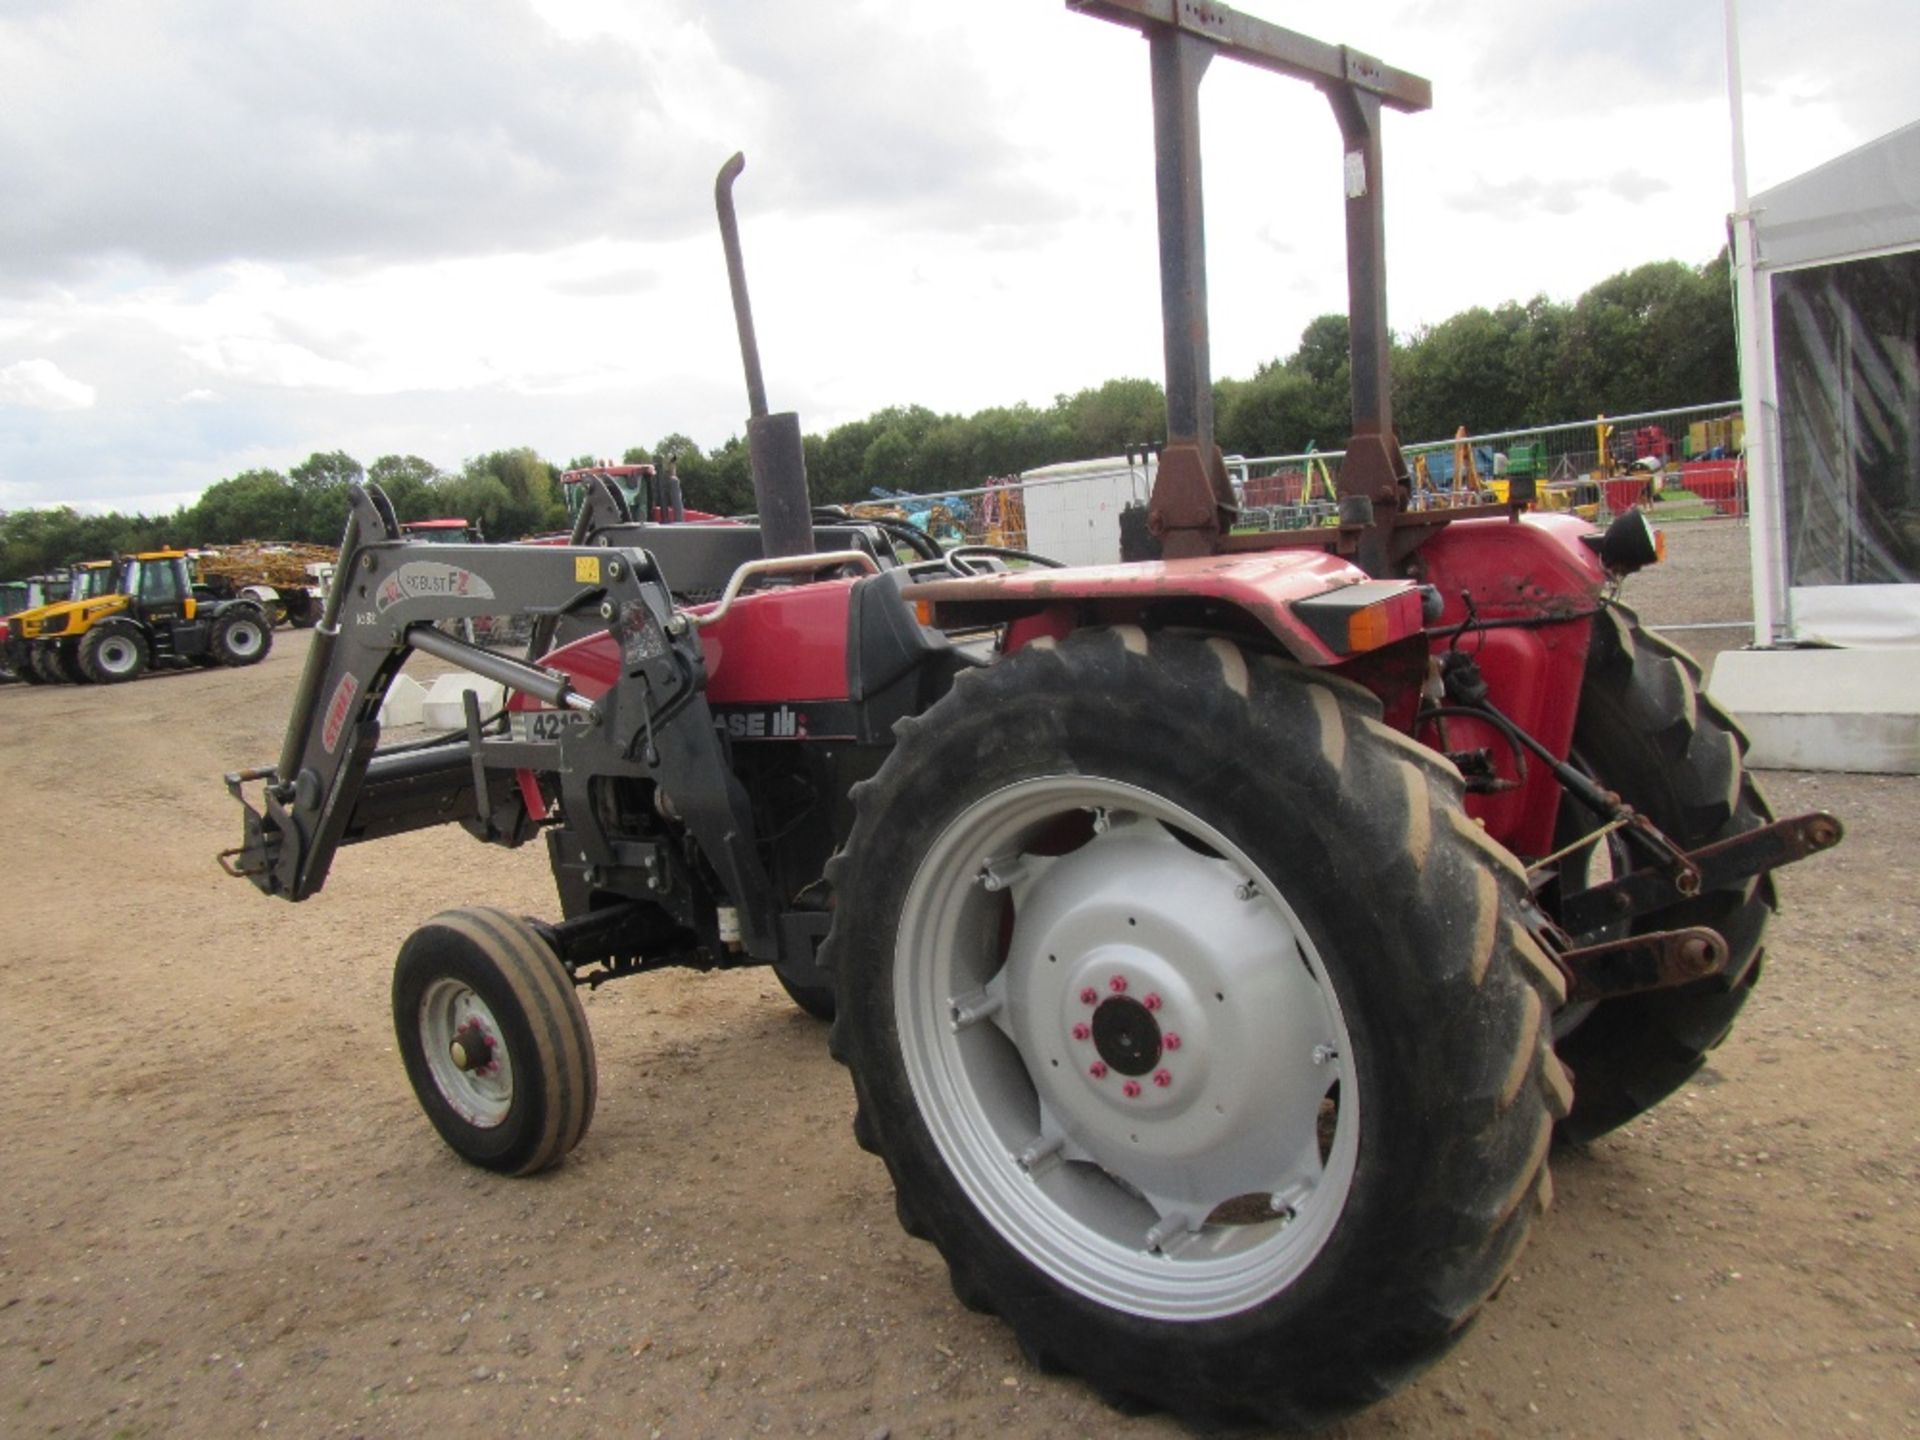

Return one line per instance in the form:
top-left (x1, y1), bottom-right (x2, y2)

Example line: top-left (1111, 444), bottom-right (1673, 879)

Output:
top-left (0, 0), bottom-right (1914, 514)
top-left (0, 358), bottom-right (96, 411)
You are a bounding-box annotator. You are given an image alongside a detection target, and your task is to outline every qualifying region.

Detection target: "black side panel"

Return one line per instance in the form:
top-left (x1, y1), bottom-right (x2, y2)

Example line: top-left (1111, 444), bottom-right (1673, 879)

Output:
top-left (846, 572), bottom-right (978, 745)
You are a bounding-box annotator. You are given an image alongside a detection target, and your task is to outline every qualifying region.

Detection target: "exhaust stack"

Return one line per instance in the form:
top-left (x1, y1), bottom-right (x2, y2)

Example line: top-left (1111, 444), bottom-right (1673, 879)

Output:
top-left (716, 153), bottom-right (815, 561)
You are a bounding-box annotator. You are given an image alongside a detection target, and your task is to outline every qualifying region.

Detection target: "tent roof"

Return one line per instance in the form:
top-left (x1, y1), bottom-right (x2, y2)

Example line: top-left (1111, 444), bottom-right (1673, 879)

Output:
top-left (1752, 120), bottom-right (1920, 271)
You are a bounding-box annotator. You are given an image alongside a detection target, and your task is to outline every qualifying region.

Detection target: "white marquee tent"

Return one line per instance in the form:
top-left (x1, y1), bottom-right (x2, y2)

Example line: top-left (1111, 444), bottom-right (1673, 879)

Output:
top-left (1710, 121), bottom-right (1920, 771)
top-left (1744, 120), bottom-right (1920, 646)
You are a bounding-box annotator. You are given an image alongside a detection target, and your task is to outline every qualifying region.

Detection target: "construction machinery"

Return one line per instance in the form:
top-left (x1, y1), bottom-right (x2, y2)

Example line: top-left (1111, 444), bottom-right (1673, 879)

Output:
top-left (10, 550), bottom-right (273, 684)
top-left (193, 542), bottom-right (339, 627)
top-left (6, 561), bottom-right (115, 683)
top-left (1, 573), bottom-right (75, 681)
top-left (219, 2), bottom-right (1841, 1427)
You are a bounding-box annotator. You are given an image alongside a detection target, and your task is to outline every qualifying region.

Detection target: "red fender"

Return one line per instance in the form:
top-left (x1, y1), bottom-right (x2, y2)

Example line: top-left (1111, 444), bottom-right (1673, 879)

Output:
top-left (903, 551), bottom-right (1424, 667)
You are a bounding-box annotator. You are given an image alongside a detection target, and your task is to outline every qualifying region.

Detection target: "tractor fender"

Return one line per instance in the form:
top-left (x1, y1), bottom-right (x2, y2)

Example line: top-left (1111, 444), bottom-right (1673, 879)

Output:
top-left (901, 550), bottom-right (1423, 666)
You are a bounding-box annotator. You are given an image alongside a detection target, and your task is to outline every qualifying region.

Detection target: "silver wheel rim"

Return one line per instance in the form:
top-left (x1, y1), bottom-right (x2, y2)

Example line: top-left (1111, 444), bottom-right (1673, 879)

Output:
top-left (225, 620), bottom-right (263, 657)
top-left (419, 978), bottom-right (514, 1127)
top-left (97, 635), bottom-right (138, 674)
top-left (896, 775), bottom-right (1359, 1321)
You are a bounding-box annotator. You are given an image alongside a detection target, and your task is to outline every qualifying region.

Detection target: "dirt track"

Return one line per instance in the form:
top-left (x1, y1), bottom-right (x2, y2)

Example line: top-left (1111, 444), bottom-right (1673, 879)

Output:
top-left (2, 522), bottom-right (1916, 1438)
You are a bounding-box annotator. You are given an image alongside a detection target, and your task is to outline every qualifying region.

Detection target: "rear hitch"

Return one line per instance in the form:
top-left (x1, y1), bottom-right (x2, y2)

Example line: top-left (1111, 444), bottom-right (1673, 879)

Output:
top-left (1555, 926), bottom-right (1729, 1006)
top-left (1559, 811), bottom-right (1845, 936)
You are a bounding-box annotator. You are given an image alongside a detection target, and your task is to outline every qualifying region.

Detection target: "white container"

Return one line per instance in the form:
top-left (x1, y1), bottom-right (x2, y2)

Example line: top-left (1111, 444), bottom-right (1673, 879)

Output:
top-left (376, 673), bottom-right (428, 728)
top-left (422, 672), bottom-right (508, 731)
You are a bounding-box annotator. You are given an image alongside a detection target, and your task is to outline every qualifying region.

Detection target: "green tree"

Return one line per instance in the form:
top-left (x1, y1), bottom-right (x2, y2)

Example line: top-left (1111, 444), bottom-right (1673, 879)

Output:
top-left (289, 450), bottom-right (364, 493)
top-left (367, 454), bottom-right (444, 522)
top-left (457, 448), bottom-right (563, 536)
top-left (189, 469), bottom-right (298, 543)
top-left (1056, 378), bottom-right (1165, 456)
top-left (1218, 366), bottom-right (1326, 457)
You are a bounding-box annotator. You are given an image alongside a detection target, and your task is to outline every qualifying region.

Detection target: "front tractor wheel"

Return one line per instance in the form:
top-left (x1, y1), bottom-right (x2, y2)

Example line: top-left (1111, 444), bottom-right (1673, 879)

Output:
top-left (78, 621), bottom-right (150, 684)
top-left (35, 642), bottom-right (79, 683)
top-left (211, 607), bottom-right (272, 667)
top-left (392, 908), bottom-right (597, 1175)
top-left (823, 628), bottom-right (1570, 1429)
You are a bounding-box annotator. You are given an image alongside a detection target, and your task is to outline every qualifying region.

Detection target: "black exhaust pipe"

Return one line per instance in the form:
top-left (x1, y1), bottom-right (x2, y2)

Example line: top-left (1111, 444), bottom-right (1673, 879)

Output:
top-left (716, 153), bottom-right (815, 561)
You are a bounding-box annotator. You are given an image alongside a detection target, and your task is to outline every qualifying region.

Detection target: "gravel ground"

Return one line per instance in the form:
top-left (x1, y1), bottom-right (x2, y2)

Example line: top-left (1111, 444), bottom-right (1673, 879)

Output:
top-left (1, 518), bottom-right (1914, 1439)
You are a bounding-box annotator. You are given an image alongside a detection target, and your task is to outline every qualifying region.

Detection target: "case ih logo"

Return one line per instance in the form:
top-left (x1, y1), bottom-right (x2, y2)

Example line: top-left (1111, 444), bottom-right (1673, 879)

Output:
top-left (374, 563), bottom-right (496, 613)
top-left (722, 706), bottom-right (807, 740)
top-left (322, 673), bottom-right (359, 754)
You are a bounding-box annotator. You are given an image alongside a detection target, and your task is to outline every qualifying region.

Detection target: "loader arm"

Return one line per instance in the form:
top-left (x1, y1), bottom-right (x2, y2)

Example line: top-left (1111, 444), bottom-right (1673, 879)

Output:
top-left (222, 485), bottom-right (781, 960)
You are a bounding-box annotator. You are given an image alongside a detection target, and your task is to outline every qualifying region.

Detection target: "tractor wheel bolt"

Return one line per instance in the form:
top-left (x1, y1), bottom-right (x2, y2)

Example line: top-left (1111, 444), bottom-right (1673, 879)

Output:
top-left (1108, 976), bottom-right (1128, 994)
top-left (1143, 993), bottom-right (1162, 1011)
top-left (1071, 1022), bottom-right (1091, 1041)
top-left (1122, 1081), bottom-right (1141, 1099)
top-left (1089, 1062), bottom-right (1108, 1079)
top-left (1079, 987), bottom-right (1098, 1006)
top-left (1163, 1033), bottom-right (1182, 1051)
top-left (1152, 1069), bottom-right (1172, 1088)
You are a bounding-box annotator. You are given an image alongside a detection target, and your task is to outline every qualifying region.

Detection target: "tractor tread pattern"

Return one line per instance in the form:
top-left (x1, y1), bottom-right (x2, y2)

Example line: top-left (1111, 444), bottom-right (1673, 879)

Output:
top-left (819, 627), bottom-right (1568, 1431)
top-left (1553, 604), bottom-right (1775, 1144)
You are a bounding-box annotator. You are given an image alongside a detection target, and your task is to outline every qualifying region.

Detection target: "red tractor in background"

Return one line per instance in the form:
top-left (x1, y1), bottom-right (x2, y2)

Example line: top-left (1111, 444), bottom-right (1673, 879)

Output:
top-left (222, 1), bottom-right (1840, 1427)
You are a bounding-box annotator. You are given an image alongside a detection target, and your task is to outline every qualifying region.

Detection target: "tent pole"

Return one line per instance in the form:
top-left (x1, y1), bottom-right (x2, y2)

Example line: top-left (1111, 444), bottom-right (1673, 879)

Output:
top-left (1725, 0), bottom-right (1788, 646)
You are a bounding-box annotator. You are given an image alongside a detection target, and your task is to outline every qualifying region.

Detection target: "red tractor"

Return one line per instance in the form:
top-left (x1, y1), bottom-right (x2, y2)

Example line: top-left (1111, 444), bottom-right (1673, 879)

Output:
top-left (222, 1), bottom-right (1839, 1427)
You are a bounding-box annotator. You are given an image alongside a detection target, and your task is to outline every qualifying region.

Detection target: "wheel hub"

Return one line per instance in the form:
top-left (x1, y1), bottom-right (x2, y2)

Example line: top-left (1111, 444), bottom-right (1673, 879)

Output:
top-left (1089, 994), bottom-right (1161, 1076)
top-left (449, 1019), bottom-right (496, 1072)
top-left (419, 978), bottom-right (514, 1127)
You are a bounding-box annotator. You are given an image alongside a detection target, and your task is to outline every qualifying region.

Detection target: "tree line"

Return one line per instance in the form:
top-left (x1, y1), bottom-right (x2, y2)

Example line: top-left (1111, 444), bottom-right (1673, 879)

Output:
top-left (0, 253), bottom-right (1734, 577)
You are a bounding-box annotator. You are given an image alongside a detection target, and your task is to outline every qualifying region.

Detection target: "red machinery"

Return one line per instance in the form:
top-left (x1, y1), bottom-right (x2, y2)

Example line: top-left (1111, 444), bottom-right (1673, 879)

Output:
top-left (221, 1), bottom-right (1838, 1427)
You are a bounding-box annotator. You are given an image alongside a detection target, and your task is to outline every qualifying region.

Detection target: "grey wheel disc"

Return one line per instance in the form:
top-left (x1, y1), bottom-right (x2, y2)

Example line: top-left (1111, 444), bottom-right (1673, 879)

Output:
top-left (97, 635), bottom-right (139, 674)
top-left (224, 619), bottom-right (264, 658)
top-left (418, 977), bottom-right (515, 1127)
top-left (895, 775), bottom-right (1359, 1322)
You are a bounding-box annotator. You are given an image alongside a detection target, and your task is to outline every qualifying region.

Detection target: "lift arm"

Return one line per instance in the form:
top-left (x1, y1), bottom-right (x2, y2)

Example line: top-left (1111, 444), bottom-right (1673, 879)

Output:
top-left (221, 484), bottom-right (781, 959)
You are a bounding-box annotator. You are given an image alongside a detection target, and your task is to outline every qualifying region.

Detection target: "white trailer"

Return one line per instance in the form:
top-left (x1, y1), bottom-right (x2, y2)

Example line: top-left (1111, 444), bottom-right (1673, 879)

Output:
top-left (1017, 456), bottom-right (1156, 567)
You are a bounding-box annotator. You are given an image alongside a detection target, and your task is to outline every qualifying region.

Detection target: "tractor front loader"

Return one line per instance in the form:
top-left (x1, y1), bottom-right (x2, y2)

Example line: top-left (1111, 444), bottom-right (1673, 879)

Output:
top-left (221, 1), bottom-right (1842, 1428)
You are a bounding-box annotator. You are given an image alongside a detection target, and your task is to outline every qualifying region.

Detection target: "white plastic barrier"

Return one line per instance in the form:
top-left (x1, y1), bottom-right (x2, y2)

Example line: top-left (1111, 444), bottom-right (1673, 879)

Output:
top-left (421, 672), bottom-right (508, 731)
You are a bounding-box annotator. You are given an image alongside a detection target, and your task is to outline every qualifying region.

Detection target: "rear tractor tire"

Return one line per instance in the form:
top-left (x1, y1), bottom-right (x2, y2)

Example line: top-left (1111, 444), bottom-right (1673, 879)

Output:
top-left (823, 627), bottom-right (1570, 1429)
top-left (393, 907), bottom-right (597, 1176)
top-left (1552, 604), bottom-right (1775, 1144)
top-left (773, 966), bottom-right (836, 1022)
top-left (78, 621), bottom-right (150, 684)
top-left (211, 607), bottom-right (273, 667)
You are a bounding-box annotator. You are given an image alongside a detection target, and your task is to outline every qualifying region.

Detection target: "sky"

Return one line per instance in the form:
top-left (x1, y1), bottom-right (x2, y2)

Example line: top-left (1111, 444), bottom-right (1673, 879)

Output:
top-left (1, 0), bottom-right (1912, 516)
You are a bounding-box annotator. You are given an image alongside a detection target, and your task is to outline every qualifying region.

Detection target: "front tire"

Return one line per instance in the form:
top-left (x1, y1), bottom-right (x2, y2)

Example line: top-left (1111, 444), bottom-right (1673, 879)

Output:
top-left (32, 643), bottom-right (73, 683)
top-left (823, 628), bottom-right (1570, 1428)
top-left (393, 908), bottom-right (597, 1175)
top-left (78, 621), bottom-right (149, 684)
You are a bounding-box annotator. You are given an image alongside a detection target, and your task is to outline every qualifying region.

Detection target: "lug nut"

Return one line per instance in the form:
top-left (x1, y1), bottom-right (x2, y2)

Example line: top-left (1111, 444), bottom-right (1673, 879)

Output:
top-left (1122, 1081), bottom-right (1142, 1098)
top-left (1079, 987), bottom-right (1098, 1006)
top-left (1152, 1069), bottom-right (1171, 1088)
top-left (1163, 1032), bottom-right (1182, 1051)
top-left (1143, 992), bottom-right (1161, 1011)
top-left (1109, 976), bottom-right (1128, 994)
top-left (1071, 1022), bottom-right (1091, 1041)
top-left (1089, 1062), bottom-right (1108, 1079)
